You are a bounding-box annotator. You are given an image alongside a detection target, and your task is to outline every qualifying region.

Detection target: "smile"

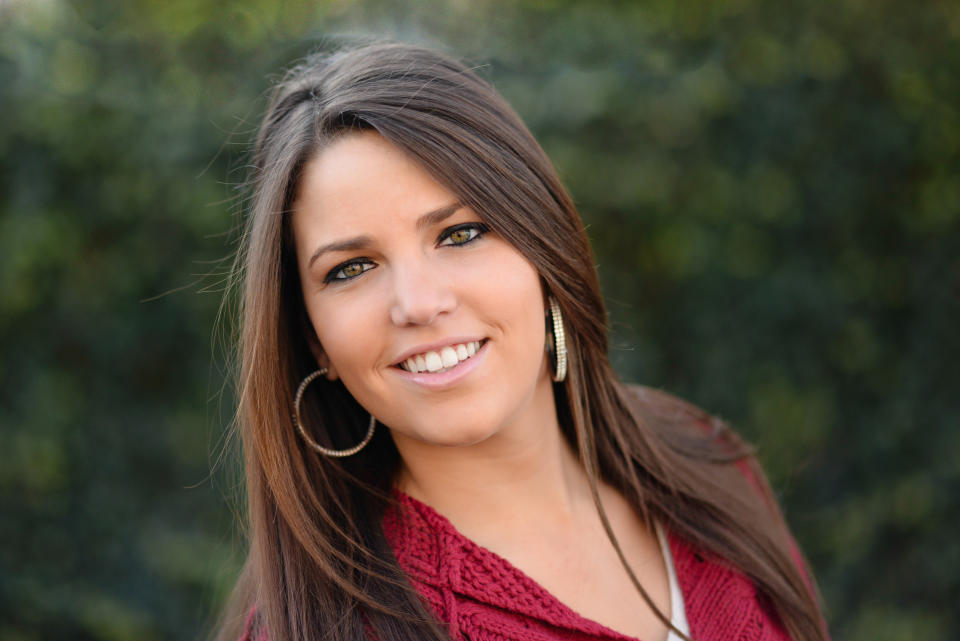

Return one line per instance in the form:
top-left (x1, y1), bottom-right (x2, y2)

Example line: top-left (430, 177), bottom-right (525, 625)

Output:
top-left (398, 340), bottom-right (485, 374)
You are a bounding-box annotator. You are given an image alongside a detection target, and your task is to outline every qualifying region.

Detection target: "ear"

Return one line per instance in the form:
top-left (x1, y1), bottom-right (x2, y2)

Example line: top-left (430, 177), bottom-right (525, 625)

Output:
top-left (303, 318), bottom-right (340, 381)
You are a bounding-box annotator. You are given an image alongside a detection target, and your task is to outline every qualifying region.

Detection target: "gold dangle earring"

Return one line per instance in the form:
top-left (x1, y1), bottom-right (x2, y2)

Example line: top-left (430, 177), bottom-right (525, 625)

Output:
top-left (546, 296), bottom-right (568, 383)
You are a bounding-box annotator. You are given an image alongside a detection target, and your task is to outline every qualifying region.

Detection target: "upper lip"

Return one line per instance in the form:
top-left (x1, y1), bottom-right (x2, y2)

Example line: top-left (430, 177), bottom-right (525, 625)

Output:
top-left (390, 336), bottom-right (486, 367)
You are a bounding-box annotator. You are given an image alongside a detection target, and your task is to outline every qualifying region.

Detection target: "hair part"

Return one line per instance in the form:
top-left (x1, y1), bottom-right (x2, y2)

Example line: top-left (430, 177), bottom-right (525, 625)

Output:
top-left (216, 41), bottom-right (827, 641)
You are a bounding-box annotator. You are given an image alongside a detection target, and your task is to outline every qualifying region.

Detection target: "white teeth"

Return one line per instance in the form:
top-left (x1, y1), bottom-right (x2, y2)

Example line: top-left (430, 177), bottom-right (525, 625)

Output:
top-left (440, 346), bottom-right (458, 368)
top-left (424, 351), bottom-right (443, 372)
top-left (401, 340), bottom-right (484, 373)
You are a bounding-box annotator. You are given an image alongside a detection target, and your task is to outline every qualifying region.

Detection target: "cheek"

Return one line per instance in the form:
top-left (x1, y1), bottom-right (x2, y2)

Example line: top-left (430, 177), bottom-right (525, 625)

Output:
top-left (480, 250), bottom-right (545, 354)
top-left (306, 291), bottom-right (385, 379)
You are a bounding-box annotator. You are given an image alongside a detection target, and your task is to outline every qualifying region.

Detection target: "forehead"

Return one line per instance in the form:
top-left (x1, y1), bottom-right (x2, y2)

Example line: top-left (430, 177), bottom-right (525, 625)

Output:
top-left (291, 131), bottom-right (455, 235)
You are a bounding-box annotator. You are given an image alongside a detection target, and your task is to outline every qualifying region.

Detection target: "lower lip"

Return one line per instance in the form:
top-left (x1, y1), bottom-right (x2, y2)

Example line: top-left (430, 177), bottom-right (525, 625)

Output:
top-left (393, 341), bottom-right (489, 390)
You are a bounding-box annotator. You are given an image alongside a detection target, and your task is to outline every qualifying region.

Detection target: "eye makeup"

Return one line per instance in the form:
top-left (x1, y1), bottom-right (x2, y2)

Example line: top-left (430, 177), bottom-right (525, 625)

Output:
top-left (438, 222), bottom-right (490, 247)
top-left (324, 258), bottom-right (376, 283)
top-left (321, 221), bottom-right (491, 284)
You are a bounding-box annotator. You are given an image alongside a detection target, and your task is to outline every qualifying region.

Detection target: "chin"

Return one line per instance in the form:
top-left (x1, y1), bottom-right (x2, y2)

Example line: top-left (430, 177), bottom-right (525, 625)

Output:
top-left (403, 420), bottom-right (501, 449)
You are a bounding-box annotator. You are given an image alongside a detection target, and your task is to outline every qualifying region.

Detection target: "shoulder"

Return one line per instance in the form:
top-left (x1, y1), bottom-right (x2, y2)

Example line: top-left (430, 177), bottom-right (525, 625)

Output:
top-left (620, 383), bottom-right (746, 455)
top-left (626, 384), bottom-right (717, 425)
top-left (619, 382), bottom-right (779, 509)
top-left (234, 606), bottom-right (267, 641)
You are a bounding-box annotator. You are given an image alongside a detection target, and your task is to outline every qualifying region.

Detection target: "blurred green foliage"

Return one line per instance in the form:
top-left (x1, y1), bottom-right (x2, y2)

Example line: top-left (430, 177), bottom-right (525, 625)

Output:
top-left (1, 0), bottom-right (957, 639)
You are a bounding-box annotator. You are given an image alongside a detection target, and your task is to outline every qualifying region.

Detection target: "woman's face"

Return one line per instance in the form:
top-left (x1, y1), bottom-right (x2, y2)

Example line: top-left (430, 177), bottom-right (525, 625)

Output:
top-left (290, 131), bottom-right (553, 449)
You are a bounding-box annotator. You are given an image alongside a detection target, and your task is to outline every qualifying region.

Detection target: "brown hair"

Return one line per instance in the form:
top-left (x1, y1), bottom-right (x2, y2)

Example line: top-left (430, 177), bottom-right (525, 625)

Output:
top-left (217, 41), bottom-right (827, 641)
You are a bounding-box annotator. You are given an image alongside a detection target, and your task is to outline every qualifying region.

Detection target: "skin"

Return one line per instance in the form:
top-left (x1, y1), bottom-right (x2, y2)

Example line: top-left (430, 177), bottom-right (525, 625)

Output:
top-left (291, 130), bottom-right (671, 641)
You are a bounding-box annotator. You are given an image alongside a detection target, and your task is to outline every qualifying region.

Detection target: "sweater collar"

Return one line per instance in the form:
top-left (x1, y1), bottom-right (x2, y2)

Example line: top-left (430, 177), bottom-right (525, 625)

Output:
top-left (384, 489), bottom-right (645, 639)
top-left (382, 488), bottom-right (791, 641)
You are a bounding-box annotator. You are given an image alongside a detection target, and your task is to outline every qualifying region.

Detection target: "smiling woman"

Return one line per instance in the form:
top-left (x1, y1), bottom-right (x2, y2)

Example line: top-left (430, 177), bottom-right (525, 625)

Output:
top-left (214, 42), bottom-right (830, 641)
top-left (291, 132), bottom-right (549, 449)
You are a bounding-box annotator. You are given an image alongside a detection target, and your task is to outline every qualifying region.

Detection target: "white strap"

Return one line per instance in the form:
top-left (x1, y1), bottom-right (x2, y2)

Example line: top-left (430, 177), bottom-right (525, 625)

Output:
top-left (655, 521), bottom-right (690, 640)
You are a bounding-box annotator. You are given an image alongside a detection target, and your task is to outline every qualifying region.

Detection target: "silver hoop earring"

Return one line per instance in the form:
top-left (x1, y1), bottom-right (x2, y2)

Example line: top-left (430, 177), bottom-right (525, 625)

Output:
top-left (547, 296), bottom-right (568, 382)
top-left (293, 369), bottom-right (376, 457)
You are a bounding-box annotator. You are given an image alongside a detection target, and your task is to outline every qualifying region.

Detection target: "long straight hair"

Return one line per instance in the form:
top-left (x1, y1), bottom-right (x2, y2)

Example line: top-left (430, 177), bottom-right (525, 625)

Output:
top-left (217, 41), bottom-right (827, 641)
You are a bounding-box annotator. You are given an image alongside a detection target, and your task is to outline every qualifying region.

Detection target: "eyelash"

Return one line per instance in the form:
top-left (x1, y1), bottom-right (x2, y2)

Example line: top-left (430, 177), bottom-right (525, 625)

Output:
top-left (323, 222), bottom-right (490, 283)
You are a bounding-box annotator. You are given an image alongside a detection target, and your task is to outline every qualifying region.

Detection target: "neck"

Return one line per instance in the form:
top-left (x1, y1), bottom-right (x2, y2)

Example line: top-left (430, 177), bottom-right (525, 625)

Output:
top-left (392, 375), bottom-right (595, 538)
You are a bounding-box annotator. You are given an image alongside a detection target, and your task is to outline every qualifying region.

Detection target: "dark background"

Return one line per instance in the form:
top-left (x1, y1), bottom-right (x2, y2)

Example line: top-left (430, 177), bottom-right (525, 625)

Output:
top-left (2, 1), bottom-right (958, 639)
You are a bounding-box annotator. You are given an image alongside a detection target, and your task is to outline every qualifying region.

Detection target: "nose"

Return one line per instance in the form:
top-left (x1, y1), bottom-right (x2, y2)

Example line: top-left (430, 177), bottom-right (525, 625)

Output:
top-left (388, 257), bottom-right (458, 326)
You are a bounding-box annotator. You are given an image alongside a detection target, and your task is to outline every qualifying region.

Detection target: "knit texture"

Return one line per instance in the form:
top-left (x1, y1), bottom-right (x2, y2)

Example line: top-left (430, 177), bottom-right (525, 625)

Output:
top-left (383, 491), bottom-right (793, 641)
top-left (237, 491), bottom-right (800, 641)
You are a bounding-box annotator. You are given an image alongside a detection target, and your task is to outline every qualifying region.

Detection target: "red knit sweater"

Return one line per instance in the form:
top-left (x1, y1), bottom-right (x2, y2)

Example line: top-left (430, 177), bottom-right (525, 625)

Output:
top-left (382, 491), bottom-right (794, 641)
top-left (238, 491), bottom-right (804, 641)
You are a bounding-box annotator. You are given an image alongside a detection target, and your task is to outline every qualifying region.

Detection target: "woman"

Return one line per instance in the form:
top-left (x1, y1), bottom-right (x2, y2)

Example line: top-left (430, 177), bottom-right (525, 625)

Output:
top-left (216, 41), bottom-right (829, 641)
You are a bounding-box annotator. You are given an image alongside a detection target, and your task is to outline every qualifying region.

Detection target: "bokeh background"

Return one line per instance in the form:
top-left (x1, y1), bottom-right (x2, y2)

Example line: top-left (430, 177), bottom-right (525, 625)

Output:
top-left (2, 0), bottom-right (958, 639)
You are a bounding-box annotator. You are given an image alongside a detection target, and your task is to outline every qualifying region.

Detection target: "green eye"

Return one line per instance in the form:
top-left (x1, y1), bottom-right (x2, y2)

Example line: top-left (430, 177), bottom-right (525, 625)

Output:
top-left (325, 260), bottom-right (375, 283)
top-left (440, 223), bottom-right (489, 247)
top-left (448, 228), bottom-right (476, 244)
top-left (341, 263), bottom-right (364, 277)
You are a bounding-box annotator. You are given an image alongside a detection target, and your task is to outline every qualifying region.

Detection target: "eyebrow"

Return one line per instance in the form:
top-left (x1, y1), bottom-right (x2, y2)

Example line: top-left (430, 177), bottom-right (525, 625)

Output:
top-left (307, 202), bottom-right (462, 268)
